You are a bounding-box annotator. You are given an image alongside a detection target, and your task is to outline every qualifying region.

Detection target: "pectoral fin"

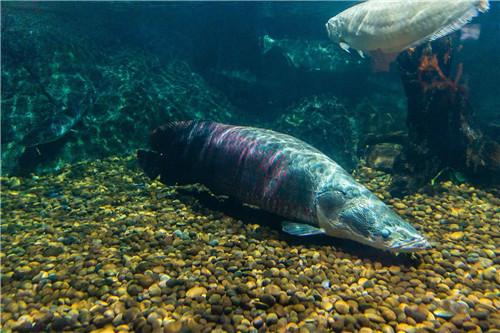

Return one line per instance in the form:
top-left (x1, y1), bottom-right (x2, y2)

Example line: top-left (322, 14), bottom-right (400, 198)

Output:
top-left (339, 42), bottom-right (351, 53)
top-left (282, 222), bottom-right (325, 236)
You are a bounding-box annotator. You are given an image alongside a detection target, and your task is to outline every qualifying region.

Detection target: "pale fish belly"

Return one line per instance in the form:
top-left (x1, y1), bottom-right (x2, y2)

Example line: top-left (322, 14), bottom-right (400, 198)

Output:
top-left (326, 0), bottom-right (489, 55)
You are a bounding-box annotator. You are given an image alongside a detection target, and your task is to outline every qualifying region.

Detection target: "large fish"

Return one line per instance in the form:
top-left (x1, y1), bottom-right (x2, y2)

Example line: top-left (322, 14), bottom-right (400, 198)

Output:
top-left (137, 120), bottom-right (429, 252)
top-left (326, 0), bottom-right (489, 61)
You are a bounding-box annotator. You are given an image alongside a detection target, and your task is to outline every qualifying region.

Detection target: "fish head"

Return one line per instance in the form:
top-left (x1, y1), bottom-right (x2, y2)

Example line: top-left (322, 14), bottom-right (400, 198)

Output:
top-left (325, 16), bottom-right (345, 43)
top-left (316, 185), bottom-right (429, 252)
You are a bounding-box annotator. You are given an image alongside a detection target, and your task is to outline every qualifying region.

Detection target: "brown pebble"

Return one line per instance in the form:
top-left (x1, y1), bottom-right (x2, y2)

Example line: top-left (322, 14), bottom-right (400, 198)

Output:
top-left (122, 307), bottom-right (140, 323)
top-left (395, 323), bottom-right (417, 333)
top-left (450, 231), bottom-right (464, 241)
top-left (365, 312), bottom-right (385, 324)
top-left (330, 316), bottom-right (344, 332)
top-left (186, 286), bottom-right (207, 299)
top-left (293, 304), bottom-right (305, 313)
top-left (286, 323), bottom-right (299, 333)
top-left (264, 284), bottom-right (281, 296)
top-left (164, 320), bottom-right (182, 333)
top-left (379, 306), bottom-right (396, 322)
top-left (381, 324), bottom-right (395, 333)
top-left (322, 302), bottom-right (334, 312)
top-left (462, 321), bottom-right (478, 331)
top-left (389, 266), bottom-right (401, 274)
top-left (354, 313), bottom-right (370, 327)
top-left (451, 314), bottom-right (469, 328)
top-left (334, 300), bottom-right (350, 315)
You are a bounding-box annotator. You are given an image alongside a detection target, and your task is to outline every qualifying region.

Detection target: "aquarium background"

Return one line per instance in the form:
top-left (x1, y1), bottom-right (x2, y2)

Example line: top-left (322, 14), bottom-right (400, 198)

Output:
top-left (3, 1), bottom-right (498, 175)
top-left (1, 2), bottom-right (500, 333)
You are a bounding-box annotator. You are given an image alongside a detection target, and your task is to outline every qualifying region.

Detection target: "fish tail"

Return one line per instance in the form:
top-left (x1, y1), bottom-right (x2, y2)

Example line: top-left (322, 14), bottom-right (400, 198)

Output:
top-left (137, 149), bottom-right (165, 180)
top-left (476, 0), bottom-right (489, 13)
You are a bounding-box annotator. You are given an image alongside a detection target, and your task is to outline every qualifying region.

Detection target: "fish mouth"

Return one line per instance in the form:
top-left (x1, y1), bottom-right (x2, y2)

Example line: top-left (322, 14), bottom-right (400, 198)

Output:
top-left (389, 237), bottom-right (430, 252)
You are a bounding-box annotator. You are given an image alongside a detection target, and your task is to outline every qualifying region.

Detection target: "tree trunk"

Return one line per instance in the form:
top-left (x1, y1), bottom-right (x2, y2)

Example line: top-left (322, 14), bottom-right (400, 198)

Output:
top-left (391, 38), bottom-right (500, 196)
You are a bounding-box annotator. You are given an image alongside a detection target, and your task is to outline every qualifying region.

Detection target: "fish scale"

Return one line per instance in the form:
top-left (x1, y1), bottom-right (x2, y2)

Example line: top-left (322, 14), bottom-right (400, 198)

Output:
top-left (138, 120), bottom-right (429, 252)
top-left (145, 120), bottom-right (333, 221)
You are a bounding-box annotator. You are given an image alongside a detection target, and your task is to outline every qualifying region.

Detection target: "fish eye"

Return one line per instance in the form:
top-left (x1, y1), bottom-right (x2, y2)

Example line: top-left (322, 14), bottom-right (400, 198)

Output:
top-left (381, 229), bottom-right (391, 238)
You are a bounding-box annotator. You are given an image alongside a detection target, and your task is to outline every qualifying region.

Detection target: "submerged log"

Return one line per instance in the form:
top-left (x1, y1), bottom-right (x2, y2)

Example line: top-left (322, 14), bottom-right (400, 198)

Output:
top-left (391, 37), bottom-right (500, 195)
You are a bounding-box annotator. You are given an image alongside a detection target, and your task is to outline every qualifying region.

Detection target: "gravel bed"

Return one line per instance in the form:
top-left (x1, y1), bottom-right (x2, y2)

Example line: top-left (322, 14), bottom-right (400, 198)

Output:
top-left (1, 156), bottom-right (499, 333)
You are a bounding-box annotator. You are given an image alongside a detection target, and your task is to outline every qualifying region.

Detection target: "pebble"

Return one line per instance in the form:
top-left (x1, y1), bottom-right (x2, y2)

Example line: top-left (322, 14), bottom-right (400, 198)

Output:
top-left (405, 305), bottom-right (427, 323)
top-left (334, 300), bottom-right (350, 314)
top-left (483, 266), bottom-right (496, 281)
top-left (379, 306), bottom-right (396, 322)
top-left (264, 284), bottom-right (281, 296)
top-left (14, 315), bottom-right (33, 332)
top-left (381, 325), bottom-right (395, 333)
top-left (146, 312), bottom-right (162, 325)
top-left (365, 312), bottom-right (385, 324)
top-left (266, 313), bottom-right (278, 325)
top-left (388, 266), bottom-right (401, 274)
top-left (252, 316), bottom-right (264, 328)
top-left (260, 294), bottom-right (276, 307)
top-left (51, 315), bottom-right (68, 331)
top-left (434, 308), bottom-right (454, 319)
top-left (127, 284), bottom-right (142, 296)
top-left (393, 202), bottom-right (407, 209)
top-left (395, 323), bottom-right (417, 333)
top-left (123, 308), bottom-right (140, 323)
top-left (43, 245), bottom-right (65, 257)
top-left (330, 315), bottom-right (344, 332)
top-left (208, 293), bottom-right (222, 305)
top-left (322, 302), bottom-right (334, 312)
top-left (450, 231), bottom-right (465, 241)
top-left (186, 286), bottom-right (207, 298)
top-left (148, 284), bottom-right (162, 297)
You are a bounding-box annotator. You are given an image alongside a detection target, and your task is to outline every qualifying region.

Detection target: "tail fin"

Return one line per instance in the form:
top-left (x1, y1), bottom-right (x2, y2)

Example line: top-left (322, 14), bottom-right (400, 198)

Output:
top-left (137, 150), bottom-right (165, 180)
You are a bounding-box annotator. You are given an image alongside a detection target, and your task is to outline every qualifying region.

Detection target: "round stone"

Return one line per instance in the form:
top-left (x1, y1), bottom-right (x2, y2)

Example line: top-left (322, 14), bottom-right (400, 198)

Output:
top-left (395, 323), bottom-right (417, 333)
top-left (253, 316), bottom-right (264, 328)
top-left (148, 284), bottom-right (161, 297)
top-left (365, 312), bottom-right (385, 323)
top-left (450, 232), bottom-right (464, 241)
top-left (208, 293), bottom-right (222, 305)
top-left (379, 306), bottom-right (396, 322)
top-left (293, 304), bottom-right (306, 313)
top-left (483, 267), bottom-right (496, 281)
top-left (434, 308), bottom-right (454, 319)
top-left (335, 300), bottom-right (350, 315)
top-left (126, 284), bottom-right (142, 296)
top-left (122, 307), bottom-right (140, 323)
top-left (260, 294), bottom-right (276, 307)
top-left (266, 313), bottom-right (278, 325)
top-left (362, 279), bottom-right (375, 289)
top-left (264, 284), bottom-right (281, 296)
top-left (186, 286), bottom-right (207, 298)
top-left (322, 302), bottom-right (334, 312)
